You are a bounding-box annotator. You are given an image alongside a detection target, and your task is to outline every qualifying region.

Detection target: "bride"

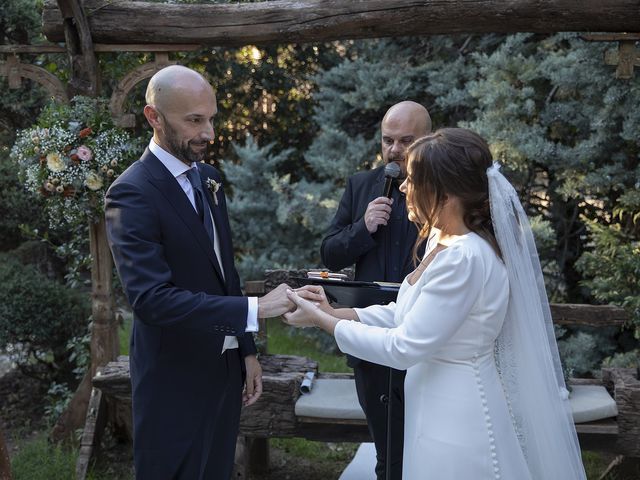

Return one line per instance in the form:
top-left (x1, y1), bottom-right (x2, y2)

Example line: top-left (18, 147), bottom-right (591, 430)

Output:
top-left (285, 128), bottom-right (586, 479)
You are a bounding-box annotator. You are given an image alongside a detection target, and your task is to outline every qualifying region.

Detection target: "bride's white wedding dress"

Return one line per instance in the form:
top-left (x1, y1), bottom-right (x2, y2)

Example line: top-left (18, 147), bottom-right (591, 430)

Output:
top-left (334, 232), bottom-right (532, 479)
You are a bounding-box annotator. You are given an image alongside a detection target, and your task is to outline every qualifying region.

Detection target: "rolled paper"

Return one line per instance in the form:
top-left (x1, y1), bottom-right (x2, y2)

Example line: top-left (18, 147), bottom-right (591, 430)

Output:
top-left (300, 371), bottom-right (315, 394)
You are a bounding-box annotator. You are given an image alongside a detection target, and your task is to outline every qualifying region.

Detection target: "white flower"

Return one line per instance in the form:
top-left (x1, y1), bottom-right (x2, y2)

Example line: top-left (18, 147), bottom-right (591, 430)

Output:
top-left (206, 178), bottom-right (222, 205)
top-left (46, 152), bottom-right (65, 172)
top-left (84, 171), bottom-right (103, 191)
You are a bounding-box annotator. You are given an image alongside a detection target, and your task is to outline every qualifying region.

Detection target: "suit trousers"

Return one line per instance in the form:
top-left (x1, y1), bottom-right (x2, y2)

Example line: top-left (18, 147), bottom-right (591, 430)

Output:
top-left (170, 349), bottom-right (243, 480)
top-left (353, 360), bottom-right (406, 480)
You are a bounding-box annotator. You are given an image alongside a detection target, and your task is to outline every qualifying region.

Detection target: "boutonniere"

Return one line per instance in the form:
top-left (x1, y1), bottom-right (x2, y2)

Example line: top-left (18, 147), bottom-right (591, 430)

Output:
top-left (205, 178), bottom-right (222, 205)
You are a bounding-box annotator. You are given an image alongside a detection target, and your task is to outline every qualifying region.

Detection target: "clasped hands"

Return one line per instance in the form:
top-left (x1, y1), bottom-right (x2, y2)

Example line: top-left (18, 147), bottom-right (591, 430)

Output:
top-left (257, 283), bottom-right (333, 329)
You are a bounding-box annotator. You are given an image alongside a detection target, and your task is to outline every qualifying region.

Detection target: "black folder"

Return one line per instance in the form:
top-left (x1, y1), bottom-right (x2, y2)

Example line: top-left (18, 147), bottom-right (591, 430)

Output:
top-left (293, 277), bottom-right (400, 308)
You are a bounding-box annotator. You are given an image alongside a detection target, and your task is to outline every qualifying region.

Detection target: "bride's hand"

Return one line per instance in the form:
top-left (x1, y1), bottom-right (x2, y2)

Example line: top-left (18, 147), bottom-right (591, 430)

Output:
top-left (294, 285), bottom-right (333, 315)
top-left (282, 289), bottom-right (324, 328)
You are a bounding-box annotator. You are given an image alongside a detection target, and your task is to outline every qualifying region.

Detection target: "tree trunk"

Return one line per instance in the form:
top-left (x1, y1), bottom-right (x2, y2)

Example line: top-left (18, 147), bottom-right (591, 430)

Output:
top-left (0, 424), bottom-right (12, 480)
top-left (42, 0), bottom-right (640, 46)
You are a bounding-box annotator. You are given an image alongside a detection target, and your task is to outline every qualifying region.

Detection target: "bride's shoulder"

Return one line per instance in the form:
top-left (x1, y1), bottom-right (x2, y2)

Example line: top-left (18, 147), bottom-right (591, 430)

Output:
top-left (439, 233), bottom-right (500, 270)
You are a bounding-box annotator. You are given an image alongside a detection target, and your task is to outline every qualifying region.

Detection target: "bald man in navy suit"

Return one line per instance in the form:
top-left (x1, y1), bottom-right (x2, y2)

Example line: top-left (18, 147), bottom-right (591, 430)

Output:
top-left (105, 65), bottom-right (292, 480)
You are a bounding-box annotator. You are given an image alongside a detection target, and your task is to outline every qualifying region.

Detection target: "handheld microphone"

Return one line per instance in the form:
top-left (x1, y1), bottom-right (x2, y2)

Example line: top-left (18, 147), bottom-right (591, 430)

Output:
top-left (382, 161), bottom-right (402, 198)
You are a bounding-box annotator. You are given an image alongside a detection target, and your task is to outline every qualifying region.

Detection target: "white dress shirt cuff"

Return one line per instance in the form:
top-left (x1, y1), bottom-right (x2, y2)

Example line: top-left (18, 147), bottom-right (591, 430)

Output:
top-left (246, 297), bottom-right (259, 332)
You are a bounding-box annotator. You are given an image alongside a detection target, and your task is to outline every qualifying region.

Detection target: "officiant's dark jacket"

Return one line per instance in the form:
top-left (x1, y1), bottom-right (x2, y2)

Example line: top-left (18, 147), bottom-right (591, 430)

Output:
top-left (105, 149), bottom-right (255, 479)
top-left (321, 164), bottom-right (422, 480)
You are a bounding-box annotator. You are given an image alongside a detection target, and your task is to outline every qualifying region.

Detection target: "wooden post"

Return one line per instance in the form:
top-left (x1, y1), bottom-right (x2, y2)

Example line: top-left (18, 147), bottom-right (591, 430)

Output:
top-left (51, 219), bottom-right (119, 444)
top-left (88, 218), bottom-right (120, 377)
top-left (0, 423), bottom-right (11, 480)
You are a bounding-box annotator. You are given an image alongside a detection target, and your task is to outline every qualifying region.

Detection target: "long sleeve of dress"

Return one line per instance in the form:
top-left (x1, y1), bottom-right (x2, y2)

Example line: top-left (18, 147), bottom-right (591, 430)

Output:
top-left (353, 303), bottom-right (397, 328)
top-left (334, 244), bottom-right (484, 370)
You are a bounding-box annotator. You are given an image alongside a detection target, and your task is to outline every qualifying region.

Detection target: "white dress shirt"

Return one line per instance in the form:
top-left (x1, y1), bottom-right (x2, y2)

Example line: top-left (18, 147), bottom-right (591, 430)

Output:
top-left (149, 139), bottom-right (258, 353)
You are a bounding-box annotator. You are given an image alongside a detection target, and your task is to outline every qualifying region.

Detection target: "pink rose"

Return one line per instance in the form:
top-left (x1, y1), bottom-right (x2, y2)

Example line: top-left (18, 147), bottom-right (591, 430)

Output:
top-left (77, 145), bottom-right (93, 161)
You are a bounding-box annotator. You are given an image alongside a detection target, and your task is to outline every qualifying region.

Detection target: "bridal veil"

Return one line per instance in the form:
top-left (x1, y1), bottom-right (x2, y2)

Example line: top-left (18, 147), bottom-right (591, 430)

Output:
top-left (488, 163), bottom-right (586, 480)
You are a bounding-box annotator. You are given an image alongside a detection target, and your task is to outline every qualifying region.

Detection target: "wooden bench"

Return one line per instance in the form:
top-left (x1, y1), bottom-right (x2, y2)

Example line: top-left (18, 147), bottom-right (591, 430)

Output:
top-left (84, 354), bottom-right (638, 472)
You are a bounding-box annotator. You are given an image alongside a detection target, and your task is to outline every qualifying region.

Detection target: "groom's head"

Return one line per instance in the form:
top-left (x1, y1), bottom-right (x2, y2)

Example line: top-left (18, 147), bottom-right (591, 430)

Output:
top-left (144, 65), bottom-right (217, 166)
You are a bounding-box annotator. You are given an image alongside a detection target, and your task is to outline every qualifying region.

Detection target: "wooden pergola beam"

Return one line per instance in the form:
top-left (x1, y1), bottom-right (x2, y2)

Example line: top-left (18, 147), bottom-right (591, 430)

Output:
top-left (0, 44), bottom-right (201, 54)
top-left (42, 0), bottom-right (640, 46)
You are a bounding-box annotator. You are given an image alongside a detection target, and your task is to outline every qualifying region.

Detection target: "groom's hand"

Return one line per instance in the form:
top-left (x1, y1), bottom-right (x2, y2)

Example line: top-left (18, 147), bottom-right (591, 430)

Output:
top-left (257, 283), bottom-right (294, 318)
top-left (243, 355), bottom-right (262, 407)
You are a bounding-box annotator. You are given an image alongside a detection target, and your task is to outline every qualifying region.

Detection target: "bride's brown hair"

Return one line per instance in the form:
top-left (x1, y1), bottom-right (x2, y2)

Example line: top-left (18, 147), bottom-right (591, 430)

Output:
top-left (406, 127), bottom-right (501, 262)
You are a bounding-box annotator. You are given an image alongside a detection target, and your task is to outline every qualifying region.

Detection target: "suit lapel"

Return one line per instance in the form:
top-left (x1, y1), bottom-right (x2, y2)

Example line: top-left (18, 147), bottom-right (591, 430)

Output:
top-left (140, 151), bottom-right (227, 288)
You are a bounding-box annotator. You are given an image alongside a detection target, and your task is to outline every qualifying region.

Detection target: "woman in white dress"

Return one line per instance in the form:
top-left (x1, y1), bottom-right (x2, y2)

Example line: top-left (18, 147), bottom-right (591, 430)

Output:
top-left (285, 128), bottom-right (586, 479)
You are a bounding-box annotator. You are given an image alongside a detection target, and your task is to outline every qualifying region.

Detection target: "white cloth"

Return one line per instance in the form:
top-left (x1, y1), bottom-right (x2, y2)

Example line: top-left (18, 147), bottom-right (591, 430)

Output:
top-left (149, 140), bottom-right (258, 353)
top-left (336, 233), bottom-right (532, 479)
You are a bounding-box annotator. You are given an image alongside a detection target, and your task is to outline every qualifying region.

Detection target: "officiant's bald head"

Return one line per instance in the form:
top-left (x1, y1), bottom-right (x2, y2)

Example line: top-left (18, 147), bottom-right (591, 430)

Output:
top-left (381, 101), bottom-right (431, 174)
top-left (143, 65), bottom-right (217, 165)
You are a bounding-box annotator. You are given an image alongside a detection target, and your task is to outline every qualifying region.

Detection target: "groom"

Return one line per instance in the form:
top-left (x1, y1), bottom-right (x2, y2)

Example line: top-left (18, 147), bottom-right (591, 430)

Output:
top-left (105, 65), bottom-right (292, 479)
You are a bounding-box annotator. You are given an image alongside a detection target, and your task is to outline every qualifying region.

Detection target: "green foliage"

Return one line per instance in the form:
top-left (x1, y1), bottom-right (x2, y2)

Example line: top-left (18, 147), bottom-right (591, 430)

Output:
top-left (0, 0), bottom-right (40, 45)
top-left (268, 320), bottom-right (348, 373)
top-left (0, 153), bottom-right (48, 251)
top-left (577, 220), bottom-right (640, 338)
top-left (183, 42), bottom-right (341, 167)
top-left (271, 437), bottom-right (358, 464)
top-left (0, 0), bottom-right (58, 147)
top-left (224, 137), bottom-right (323, 280)
top-left (602, 349), bottom-right (640, 369)
top-left (556, 326), bottom-right (617, 378)
top-left (0, 253), bottom-right (90, 373)
top-left (462, 33), bottom-right (640, 301)
top-left (10, 434), bottom-right (77, 480)
top-left (43, 381), bottom-right (73, 422)
top-left (119, 312), bottom-right (133, 356)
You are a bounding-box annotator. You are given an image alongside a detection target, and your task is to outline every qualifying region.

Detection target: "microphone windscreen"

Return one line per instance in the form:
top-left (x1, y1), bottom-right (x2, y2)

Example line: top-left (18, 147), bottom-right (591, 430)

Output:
top-left (384, 161), bottom-right (401, 179)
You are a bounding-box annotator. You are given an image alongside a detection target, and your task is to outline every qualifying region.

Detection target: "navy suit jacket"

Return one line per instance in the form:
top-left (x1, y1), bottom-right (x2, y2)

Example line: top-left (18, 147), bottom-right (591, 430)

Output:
top-left (105, 148), bottom-right (255, 475)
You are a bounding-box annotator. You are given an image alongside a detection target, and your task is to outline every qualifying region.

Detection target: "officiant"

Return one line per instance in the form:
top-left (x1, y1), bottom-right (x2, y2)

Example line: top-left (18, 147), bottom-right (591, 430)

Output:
top-left (320, 101), bottom-right (431, 480)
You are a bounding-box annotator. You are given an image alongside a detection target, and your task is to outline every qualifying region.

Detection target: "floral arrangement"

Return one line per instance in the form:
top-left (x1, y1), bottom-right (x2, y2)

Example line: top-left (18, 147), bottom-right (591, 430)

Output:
top-left (11, 96), bottom-right (142, 227)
